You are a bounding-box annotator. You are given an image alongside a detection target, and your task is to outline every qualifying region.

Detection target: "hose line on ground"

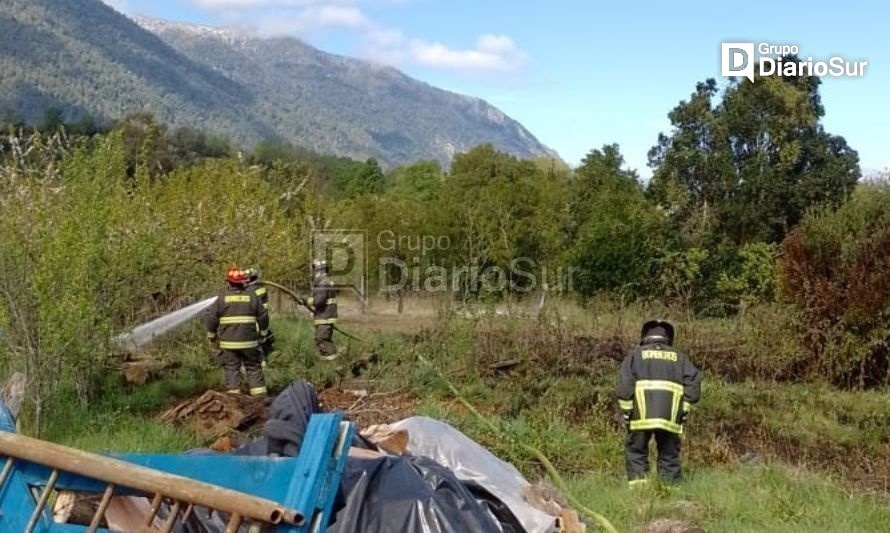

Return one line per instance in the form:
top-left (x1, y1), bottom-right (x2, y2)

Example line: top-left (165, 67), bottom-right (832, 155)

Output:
top-left (417, 353), bottom-right (620, 533)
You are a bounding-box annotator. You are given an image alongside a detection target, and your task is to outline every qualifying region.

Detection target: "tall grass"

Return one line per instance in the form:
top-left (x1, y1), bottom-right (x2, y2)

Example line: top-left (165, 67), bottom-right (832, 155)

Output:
top-left (567, 465), bottom-right (890, 532)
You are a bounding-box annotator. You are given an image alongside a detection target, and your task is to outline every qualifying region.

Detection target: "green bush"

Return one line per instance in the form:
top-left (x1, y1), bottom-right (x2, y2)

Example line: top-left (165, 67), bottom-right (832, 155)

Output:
top-left (715, 242), bottom-right (779, 310)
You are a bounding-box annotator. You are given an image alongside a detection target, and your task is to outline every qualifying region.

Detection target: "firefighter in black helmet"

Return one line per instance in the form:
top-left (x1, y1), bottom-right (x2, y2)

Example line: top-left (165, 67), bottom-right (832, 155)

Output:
top-left (617, 320), bottom-right (701, 486)
top-left (245, 267), bottom-right (274, 361)
top-left (297, 260), bottom-right (339, 360)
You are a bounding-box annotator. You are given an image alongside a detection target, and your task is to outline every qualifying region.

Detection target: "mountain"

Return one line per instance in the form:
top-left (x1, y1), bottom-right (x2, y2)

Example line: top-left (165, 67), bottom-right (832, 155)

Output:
top-left (0, 0), bottom-right (556, 166)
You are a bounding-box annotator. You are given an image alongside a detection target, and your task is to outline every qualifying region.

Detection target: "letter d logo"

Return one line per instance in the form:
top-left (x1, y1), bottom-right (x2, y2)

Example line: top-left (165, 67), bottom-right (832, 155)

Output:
top-left (721, 42), bottom-right (755, 83)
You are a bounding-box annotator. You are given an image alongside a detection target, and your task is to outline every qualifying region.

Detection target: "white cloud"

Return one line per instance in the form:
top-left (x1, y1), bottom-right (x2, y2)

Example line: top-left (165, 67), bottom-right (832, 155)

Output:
top-left (101, 0), bottom-right (131, 13)
top-left (183, 0), bottom-right (528, 74)
top-left (189, 0), bottom-right (365, 8)
top-left (190, 0), bottom-right (305, 8)
top-left (406, 34), bottom-right (526, 72)
top-left (251, 4), bottom-right (369, 37)
top-left (477, 34), bottom-right (515, 55)
top-left (294, 5), bottom-right (371, 31)
top-left (363, 27), bottom-right (409, 64)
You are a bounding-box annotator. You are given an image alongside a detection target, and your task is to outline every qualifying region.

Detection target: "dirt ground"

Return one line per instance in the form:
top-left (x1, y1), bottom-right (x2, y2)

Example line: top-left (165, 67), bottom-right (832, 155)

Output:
top-left (334, 295), bottom-right (442, 335)
top-left (318, 387), bottom-right (416, 427)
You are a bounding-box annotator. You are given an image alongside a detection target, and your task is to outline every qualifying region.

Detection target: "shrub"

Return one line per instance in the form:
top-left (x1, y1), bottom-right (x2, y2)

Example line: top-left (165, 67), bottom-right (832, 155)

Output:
top-left (779, 183), bottom-right (890, 387)
top-left (715, 242), bottom-right (779, 311)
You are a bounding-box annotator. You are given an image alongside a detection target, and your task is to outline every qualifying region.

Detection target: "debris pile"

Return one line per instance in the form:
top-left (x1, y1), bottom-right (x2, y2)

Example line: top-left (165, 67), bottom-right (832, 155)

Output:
top-left (160, 390), bottom-right (266, 435)
top-left (155, 380), bottom-right (579, 532)
top-left (3, 370), bottom-right (582, 532)
top-left (250, 380), bottom-right (575, 533)
top-left (318, 387), bottom-right (415, 427)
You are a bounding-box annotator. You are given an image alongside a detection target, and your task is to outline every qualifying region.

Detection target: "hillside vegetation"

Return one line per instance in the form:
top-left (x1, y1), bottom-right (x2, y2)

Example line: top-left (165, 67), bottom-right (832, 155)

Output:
top-left (0, 0), bottom-right (553, 166)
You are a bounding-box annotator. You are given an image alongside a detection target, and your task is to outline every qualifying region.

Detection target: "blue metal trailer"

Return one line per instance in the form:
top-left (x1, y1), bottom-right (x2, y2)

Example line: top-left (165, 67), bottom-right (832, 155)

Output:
top-left (0, 399), bottom-right (354, 532)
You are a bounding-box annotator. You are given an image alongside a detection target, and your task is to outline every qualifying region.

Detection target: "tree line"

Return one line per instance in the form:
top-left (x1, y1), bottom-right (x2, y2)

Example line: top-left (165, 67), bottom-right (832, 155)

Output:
top-left (0, 72), bottom-right (887, 434)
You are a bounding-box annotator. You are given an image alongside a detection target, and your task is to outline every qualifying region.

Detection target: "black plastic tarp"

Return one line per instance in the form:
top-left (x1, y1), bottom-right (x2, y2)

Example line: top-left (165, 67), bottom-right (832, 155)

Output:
top-left (329, 453), bottom-right (523, 533)
top-left (181, 380), bottom-right (526, 532)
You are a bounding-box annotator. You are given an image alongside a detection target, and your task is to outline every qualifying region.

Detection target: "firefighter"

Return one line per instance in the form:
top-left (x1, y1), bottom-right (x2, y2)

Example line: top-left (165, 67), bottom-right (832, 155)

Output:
top-left (617, 319), bottom-right (701, 486)
top-left (245, 267), bottom-right (274, 360)
top-left (204, 268), bottom-right (269, 396)
top-left (297, 260), bottom-right (339, 360)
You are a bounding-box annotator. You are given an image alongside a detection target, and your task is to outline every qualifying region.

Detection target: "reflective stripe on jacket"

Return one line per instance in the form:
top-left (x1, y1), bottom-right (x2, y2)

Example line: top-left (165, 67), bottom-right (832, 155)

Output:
top-left (204, 287), bottom-right (269, 350)
top-left (307, 276), bottom-right (337, 325)
top-left (617, 343), bottom-right (701, 434)
top-left (249, 282), bottom-right (270, 311)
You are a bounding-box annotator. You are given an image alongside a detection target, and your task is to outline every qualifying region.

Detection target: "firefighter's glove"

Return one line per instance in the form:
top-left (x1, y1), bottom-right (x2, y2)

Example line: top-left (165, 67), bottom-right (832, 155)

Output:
top-left (296, 297), bottom-right (306, 306)
top-left (680, 411), bottom-right (690, 424)
top-left (262, 332), bottom-right (276, 351)
top-left (622, 412), bottom-right (632, 429)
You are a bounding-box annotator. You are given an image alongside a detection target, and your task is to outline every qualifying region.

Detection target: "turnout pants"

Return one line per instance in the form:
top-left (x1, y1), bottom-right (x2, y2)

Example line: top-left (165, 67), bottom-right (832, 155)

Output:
top-left (314, 324), bottom-right (337, 358)
top-left (625, 429), bottom-right (681, 483)
top-left (219, 348), bottom-right (266, 396)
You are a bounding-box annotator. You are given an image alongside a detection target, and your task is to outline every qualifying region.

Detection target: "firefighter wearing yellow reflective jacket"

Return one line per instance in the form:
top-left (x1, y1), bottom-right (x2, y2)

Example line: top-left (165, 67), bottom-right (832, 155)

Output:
top-left (617, 320), bottom-right (701, 486)
top-left (298, 260), bottom-right (338, 360)
top-left (204, 268), bottom-right (269, 396)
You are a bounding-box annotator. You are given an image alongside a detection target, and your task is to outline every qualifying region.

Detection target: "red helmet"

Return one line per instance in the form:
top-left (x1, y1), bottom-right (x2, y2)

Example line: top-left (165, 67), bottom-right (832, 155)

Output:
top-left (226, 268), bottom-right (248, 285)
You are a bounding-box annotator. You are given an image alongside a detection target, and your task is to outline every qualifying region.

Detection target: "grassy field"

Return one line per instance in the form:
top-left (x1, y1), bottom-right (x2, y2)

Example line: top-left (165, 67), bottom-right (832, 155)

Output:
top-left (566, 466), bottom-right (889, 532)
top-left (43, 306), bottom-right (890, 532)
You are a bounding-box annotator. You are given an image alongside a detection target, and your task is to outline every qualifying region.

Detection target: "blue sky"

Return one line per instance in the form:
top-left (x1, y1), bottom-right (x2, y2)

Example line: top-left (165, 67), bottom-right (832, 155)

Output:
top-left (106, 0), bottom-right (888, 177)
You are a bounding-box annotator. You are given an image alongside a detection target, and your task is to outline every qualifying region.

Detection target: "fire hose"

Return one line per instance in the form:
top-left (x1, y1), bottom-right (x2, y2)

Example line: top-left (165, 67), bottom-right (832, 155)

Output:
top-left (261, 280), bottom-right (365, 343)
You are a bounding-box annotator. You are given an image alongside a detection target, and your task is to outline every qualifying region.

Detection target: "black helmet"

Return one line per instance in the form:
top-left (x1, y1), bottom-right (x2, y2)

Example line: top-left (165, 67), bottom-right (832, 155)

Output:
top-left (640, 319), bottom-right (675, 346)
top-left (312, 259), bottom-right (328, 275)
top-left (245, 267), bottom-right (261, 284)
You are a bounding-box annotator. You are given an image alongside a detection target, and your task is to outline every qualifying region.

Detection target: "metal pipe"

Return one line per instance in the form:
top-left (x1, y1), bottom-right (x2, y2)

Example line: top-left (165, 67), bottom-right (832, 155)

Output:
top-left (25, 468), bottom-right (59, 533)
top-left (88, 483), bottom-right (116, 533)
top-left (224, 513), bottom-right (243, 533)
top-left (0, 432), bottom-right (298, 525)
top-left (144, 492), bottom-right (163, 527)
top-left (181, 503), bottom-right (194, 524)
top-left (160, 500), bottom-right (181, 533)
top-left (0, 457), bottom-right (14, 488)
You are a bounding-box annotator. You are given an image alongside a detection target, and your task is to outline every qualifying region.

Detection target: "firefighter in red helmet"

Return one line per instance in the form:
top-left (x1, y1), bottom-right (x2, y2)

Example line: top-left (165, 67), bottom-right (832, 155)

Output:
top-left (204, 268), bottom-right (269, 396)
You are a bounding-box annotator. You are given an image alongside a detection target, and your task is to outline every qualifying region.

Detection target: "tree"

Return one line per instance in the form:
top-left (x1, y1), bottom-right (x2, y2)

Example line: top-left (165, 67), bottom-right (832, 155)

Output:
top-left (333, 158), bottom-right (385, 198)
top-left (566, 145), bottom-right (664, 296)
top-left (649, 64), bottom-right (860, 245)
top-left (440, 144), bottom-right (567, 296)
top-left (39, 107), bottom-right (65, 133)
top-left (171, 127), bottom-right (232, 160)
top-left (112, 112), bottom-right (174, 178)
top-left (387, 160), bottom-right (444, 202)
